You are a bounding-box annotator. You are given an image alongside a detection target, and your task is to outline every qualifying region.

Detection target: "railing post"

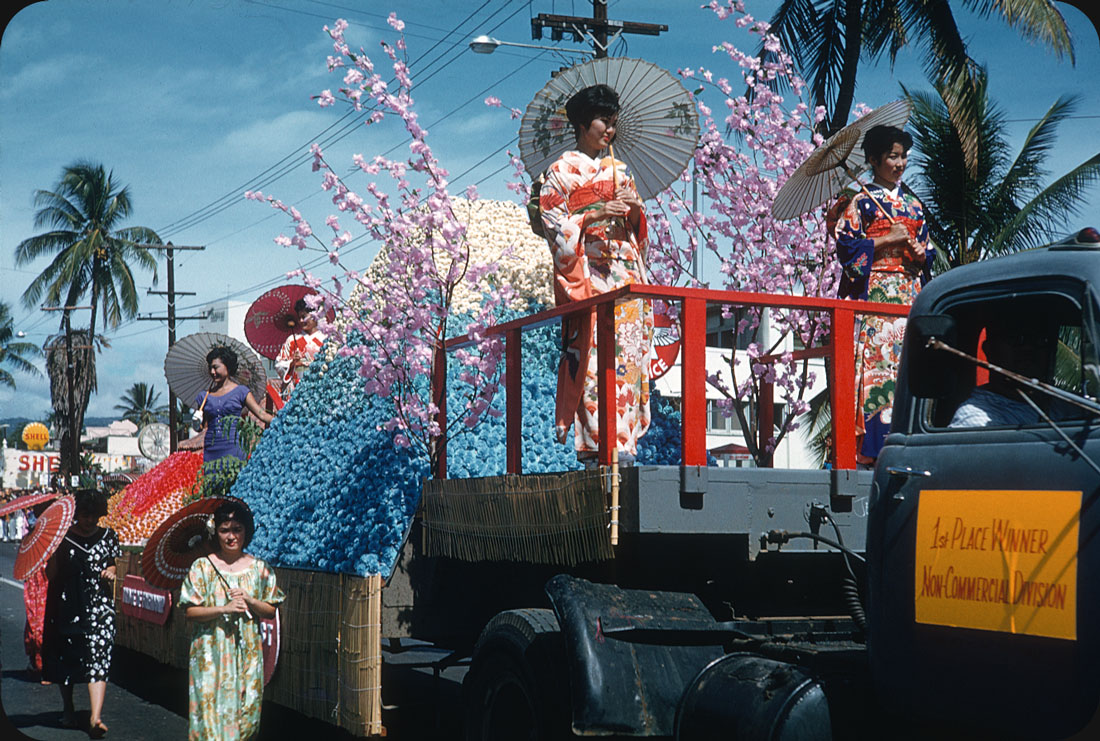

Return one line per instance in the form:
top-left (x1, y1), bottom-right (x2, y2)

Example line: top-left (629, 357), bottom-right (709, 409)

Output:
top-left (597, 300), bottom-right (617, 466)
top-left (830, 307), bottom-right (857, 470)
top-left (432, 343), bottom-right (447, 479)
top-left (506, 328), bottom-right (522, 475)
top-left (758, 380), bottom-right (774, 468)
top-left (680, 297), bottom-right (707, 466)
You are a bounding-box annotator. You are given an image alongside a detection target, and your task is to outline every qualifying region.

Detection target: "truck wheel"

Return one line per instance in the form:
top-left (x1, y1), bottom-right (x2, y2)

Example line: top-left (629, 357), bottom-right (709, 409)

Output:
top-left (464, 608), bottom-right (570, 741)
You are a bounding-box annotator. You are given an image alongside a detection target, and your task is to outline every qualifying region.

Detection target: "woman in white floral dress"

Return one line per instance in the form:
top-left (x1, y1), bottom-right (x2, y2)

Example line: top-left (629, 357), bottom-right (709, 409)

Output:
top-left (539, 83), bottom-right (653, 464)
top-left (43, 489), bottom-right (120, 738)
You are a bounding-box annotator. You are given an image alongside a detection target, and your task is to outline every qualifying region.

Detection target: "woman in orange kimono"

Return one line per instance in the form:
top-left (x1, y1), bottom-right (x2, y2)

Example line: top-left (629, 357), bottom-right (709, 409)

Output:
top-left (833, 125), bottom-right (933, 466)
top-left (539, 84), bottom-right (653, 465)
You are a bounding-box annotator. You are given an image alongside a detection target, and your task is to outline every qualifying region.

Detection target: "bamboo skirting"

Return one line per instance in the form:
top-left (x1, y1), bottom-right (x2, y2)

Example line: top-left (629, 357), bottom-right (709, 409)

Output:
top-left (421, 470), bottom-right (614, 565)
top-left (112, 553), bottom-right (385, 737)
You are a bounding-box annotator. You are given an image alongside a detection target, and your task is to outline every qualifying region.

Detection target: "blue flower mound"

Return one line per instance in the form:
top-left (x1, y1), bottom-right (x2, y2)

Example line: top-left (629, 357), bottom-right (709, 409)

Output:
top-left (232, 342), bottom-right (426, 578)
top-left (233, 306), bottom-right (692, 578)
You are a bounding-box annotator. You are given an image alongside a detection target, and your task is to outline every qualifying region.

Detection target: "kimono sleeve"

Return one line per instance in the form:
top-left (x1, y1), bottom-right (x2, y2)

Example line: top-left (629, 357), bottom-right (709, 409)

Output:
top-left (540, 162), bottom-right (593, 303)
top-left (275, 336), bottom-right (295, 383)
top-left (254, 560), bottom-right (286, 607)
top-left (834, 194), bottom-right (875, 299)
top-left (178, 559), bottom-right (209, 608)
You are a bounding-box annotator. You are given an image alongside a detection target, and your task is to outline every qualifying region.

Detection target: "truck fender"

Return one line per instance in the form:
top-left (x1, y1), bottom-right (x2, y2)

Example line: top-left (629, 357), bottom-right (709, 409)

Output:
top-left (674, 653), bottom-right (832, 741)
top-left (545, 574), bottom-right (726, 737)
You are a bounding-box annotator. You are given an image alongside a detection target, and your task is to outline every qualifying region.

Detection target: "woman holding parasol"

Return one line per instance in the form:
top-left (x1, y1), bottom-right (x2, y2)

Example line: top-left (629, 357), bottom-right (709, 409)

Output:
top-left (832, 125), bottom-right (934, 465)
top-left (538, 83), bottom-right (653, 466)
top-left (195, 345), bottom-right (273, 465)
top-left (180, 499), bottom-right (284, 741)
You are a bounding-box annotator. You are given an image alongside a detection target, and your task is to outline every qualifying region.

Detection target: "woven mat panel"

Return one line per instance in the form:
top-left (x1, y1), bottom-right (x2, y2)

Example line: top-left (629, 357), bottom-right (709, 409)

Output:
top-left (420, 471), bottom-right (613, 565)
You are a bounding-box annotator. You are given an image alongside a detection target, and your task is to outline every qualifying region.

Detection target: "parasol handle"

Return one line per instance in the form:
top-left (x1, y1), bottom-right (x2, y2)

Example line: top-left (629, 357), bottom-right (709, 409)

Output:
top-left (841, 163), bottom-right (897, 225)
top-left (609, 143), bottom-right (618, 193)
top-left (206, 556), bottom-right (253, 620)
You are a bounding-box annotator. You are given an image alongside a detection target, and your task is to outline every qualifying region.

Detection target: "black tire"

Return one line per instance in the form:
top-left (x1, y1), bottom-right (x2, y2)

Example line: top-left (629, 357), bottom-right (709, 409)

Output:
top-left (463, 608), bottom-right (571, 741)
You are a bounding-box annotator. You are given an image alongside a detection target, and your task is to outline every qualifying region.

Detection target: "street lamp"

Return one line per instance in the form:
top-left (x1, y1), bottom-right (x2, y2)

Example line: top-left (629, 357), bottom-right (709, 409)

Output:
top-left (468, 35), bottom-right (593, 57)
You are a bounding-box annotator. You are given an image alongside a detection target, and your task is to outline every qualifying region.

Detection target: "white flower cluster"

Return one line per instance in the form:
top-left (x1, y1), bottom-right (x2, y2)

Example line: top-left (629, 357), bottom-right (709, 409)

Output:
top-left (363, 197), bottom-right (553, 315)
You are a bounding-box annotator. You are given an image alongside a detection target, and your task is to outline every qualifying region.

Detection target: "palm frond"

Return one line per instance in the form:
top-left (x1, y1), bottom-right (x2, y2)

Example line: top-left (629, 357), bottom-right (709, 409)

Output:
top-left (987, 152), bottom-right (1100, 256)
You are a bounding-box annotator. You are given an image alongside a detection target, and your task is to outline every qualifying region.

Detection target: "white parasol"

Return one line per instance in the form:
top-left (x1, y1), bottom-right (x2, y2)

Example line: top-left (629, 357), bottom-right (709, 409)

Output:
top-left (518, 56), bottom-right (699, 201)
top-left (164, 332), bottom-right (268, 408)
top-left (771, 99), bottom-right (913, 221)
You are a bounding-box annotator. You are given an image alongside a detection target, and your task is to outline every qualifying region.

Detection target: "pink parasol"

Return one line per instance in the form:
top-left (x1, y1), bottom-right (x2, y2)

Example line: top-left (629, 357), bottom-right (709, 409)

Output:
top-left (0, 490), bottom-right (59, 518)
top-left (243, 285), bottom-right (333, 360)
top-left (141, 495), bottom-right (247, 590)
top-left (14, 495), bottom-right (75, 580)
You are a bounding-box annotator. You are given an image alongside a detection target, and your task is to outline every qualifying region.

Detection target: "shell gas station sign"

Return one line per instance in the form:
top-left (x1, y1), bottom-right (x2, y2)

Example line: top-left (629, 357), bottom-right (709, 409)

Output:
top-left (2, 449), bottom-right (61, 489)
top-left (21, 422), bottom-right (50, 450)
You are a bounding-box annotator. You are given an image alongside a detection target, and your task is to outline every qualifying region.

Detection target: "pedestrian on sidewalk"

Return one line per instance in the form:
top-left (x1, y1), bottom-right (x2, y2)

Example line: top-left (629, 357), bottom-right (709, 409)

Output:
top-left (42, 489), bottom-right (120, 738)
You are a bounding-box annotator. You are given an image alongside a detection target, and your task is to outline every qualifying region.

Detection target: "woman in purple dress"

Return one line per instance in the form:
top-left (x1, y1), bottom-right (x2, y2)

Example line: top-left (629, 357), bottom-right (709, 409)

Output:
top-left (195, 346), bottom-right (273, 464)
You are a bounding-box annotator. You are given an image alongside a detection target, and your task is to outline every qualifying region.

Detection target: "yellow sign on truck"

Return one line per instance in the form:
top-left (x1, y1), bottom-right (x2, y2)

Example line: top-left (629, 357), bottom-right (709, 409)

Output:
top-left (914, 489), bottom-right (1080, 641)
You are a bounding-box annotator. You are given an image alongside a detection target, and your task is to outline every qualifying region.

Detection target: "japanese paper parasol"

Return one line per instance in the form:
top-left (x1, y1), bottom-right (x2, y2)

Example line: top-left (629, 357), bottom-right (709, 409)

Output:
top-left (243, 285), bottom-right (333, 360)
top-left (771, 99), bottom-right (913, 221)
top-left (0, 490), bottom-right (59, 518)
top-left (518, 56), bottom-right (699, 201)
top-left (13, 494), bottom-right (75, 580)
top-left (164, 332), bottom-right (268, 407)
top-left (141, 495), bottom-right (247, 590)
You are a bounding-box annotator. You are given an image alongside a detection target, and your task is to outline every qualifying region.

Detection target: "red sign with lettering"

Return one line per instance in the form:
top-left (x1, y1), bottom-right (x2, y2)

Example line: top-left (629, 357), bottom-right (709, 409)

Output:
top-left (260, 610), bottom-right (281, 685)
top-left (119, 574), bottom-right (173, 625)
top-left (649, 311), bottom-right (681, 381)
top-left (18, 453), bottom-right (61, 473)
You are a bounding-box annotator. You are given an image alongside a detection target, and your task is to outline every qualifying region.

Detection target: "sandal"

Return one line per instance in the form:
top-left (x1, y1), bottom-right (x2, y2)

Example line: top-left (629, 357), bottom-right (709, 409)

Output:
top-left (89, 720), bottom-right (108, 739)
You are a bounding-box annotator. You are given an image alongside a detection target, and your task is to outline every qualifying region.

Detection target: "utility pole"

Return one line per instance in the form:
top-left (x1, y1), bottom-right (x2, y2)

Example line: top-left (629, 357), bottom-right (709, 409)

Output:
top-left (531, 0), bottom-right (666, 57)
top-left (136, 242), bottom-right (206, 452)
top-left (41, 305), bottom-right (92, 484)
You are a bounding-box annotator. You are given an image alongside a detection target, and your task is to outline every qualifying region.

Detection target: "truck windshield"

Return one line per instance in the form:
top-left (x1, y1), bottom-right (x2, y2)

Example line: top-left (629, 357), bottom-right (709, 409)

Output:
top-left (924, 288), bottom-right (1100, 430)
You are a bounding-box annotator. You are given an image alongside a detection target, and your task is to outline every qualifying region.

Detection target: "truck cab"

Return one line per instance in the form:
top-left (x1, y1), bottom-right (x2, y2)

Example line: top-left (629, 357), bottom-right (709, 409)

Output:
top-left (869, 227), bottom-right (1100, 738)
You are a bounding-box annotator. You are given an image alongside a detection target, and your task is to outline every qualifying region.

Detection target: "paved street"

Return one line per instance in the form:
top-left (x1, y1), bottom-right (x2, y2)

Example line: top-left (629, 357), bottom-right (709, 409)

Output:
top-left (0, 543), bottom-right (465, 740)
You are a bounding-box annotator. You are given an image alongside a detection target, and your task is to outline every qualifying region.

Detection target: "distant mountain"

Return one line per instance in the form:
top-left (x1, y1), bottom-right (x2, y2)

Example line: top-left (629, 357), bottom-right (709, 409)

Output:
top-left (1, 416), bottom-right (120, 432)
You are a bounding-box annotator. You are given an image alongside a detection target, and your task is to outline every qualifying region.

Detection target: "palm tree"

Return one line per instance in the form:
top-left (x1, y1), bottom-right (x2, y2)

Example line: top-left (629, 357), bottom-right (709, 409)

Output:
top-left (762, 0), bottom-right (1074, 172)
top-left (44, 329), bottom-right (104, 474)
top-left (16, 160), bottom-right (161, 346)
top-left (17, 161), bottom-right (160, 474)
top-left (0, 301), bottom-right (41, 389)
top-left (907, 69), bottom-right (1100, 268)
top-left (114, 382), bottom-right (168, 427)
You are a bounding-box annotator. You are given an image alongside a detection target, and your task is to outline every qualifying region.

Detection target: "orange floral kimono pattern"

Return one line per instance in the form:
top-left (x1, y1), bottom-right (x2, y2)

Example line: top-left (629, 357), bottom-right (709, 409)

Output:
top-left (540, 150), bottom-right (653, 457)
top-left (180, 557), bottom-right (285, 741)
top-left (275, 330), bottom-right (326, 400)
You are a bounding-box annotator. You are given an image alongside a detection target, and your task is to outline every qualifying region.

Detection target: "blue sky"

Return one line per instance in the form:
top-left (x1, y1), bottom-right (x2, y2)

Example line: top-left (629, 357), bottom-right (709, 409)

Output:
top-left (1, 0), bottom-right (1097, 422)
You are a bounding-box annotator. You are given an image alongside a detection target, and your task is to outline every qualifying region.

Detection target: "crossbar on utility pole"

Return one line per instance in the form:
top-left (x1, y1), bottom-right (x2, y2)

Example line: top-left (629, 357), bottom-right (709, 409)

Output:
top-left (41, 305), bottom-right (93, 483)
top-left (136, 242), bottom-right (205, 452)
top-left (531, 1), bottom-right (666, 57)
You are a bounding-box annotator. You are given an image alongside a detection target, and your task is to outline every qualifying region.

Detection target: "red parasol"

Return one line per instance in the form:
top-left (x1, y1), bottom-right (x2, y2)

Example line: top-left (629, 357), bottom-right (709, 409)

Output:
top-left (141, 495), bottom-right (247, 590)
top-left (14, 495), bottom-right (75, 580)
top-left (243, 285), bottom-right (333, 360)
top-left (0, 490), bottom-right (59, 518)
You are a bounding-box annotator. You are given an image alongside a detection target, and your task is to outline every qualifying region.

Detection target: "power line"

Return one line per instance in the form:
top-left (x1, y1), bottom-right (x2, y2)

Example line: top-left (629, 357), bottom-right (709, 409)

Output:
top-left (156, 0), bottom-right (510, 240)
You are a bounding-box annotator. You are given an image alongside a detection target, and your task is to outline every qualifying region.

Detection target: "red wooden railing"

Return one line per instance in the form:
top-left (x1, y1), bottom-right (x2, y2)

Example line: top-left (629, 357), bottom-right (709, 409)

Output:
top-left (435, 284), bottom-right (911, 477)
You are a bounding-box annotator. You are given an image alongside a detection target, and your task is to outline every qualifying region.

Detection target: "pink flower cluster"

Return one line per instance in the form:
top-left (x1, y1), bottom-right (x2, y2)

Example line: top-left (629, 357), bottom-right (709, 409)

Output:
top-left (645, 2), bottom-right (839, 459)
top-left (249, 16), bottom-right (507, 468)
